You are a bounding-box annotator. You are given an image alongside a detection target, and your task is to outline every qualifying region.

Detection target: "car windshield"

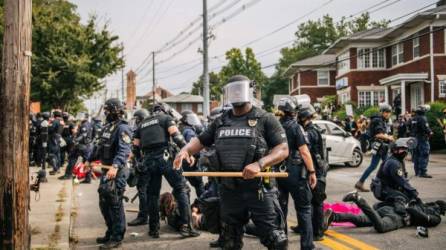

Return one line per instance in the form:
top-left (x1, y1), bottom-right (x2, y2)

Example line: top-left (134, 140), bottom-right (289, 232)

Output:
top-left (325, 122), bottom-right (345, 136)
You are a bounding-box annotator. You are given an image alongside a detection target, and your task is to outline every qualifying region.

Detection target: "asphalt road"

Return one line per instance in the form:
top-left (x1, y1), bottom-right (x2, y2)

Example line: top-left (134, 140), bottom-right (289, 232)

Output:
top-left (71, 154), bottom-right (446, 249)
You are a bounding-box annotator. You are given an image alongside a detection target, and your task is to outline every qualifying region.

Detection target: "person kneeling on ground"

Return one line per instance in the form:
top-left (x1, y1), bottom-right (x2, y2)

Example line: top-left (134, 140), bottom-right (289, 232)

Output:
top-left (323, 191), bottom-right (446, 234)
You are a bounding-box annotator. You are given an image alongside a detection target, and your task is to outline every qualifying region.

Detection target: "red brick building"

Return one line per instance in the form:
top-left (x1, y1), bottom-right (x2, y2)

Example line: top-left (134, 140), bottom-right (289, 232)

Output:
top-left (287, 4), bottom-right (446, 113)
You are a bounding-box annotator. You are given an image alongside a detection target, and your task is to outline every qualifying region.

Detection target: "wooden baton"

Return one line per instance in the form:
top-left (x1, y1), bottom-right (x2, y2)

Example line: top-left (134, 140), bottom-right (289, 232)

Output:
top-left (182, 172), bottom-right (288, 178)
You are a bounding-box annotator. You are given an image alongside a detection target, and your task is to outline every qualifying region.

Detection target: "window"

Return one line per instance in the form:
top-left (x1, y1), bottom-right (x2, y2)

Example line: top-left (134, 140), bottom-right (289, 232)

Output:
top-left (317, 71), bottom-right (329, 86)
top-left (392, 43), bottom-right (404, 66)
top-left (413, 37), bottom-right (420, 58)
top-left (339, 92), bottom-right (350, 104)
top-left (182, 103), bottom-right (192, 111)
top-left (358, 90), bottom-right (386, 107)
top-left (337, 51), bottom-right (350, 75)
top-left (326, 123), bottom-right (345, 136)
top-left (197, 103), bottom-right (203, 113)
top-left (358, 48), bottom-right (385, 69)
top-left (440, 80), bottom-right (446, 97)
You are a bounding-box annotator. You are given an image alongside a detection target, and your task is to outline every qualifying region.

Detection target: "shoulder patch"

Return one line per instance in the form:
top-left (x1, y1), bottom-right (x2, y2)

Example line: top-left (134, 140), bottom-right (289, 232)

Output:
top-left (121, 132), bottom-right (132, 144)
top-left (397, 169), bottom-right (403, 176)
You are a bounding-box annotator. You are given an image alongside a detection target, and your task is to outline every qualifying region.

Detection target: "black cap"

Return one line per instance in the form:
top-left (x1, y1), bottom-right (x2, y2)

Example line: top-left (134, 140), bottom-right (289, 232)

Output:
top-left (104, 98), bottom-right (124, 113)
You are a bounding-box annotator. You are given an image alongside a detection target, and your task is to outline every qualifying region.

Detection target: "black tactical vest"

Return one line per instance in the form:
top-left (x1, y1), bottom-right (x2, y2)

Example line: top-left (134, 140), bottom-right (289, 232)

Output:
top-left (99, 121), bottom-right (121, 165)
top-left (282, 118), bottom-right (305, 165)
top-left (139, 114), bottom-right (168, 150)
top-left (214, 107), bottom-right (266, 172)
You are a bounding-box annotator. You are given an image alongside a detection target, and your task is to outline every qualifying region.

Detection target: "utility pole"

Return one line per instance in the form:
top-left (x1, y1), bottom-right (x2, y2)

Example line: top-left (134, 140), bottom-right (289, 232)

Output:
top-left (152, 51), bottom-right (156, 105)
top-left (121, 42), bottom-right (125, 102)
top-left (0, 0), bottom-right (32, 249)
top-left (202, 0), bottom-right (210, 118)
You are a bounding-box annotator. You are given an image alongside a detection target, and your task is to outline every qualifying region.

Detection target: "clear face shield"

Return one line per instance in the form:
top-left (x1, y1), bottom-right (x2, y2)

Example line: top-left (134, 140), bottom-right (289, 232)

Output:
top-left (223, 80), bottom-right (252, 107)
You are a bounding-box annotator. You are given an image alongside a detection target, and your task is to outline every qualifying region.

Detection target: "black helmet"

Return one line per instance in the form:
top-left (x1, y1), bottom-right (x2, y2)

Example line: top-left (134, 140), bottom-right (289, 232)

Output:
top-left (415, 105), bottom-right (430, 114)
top-left (278, 98), bottom-right (296, 113)
top-left (133, 109), bottom-right (149, 123)
top-left (391, 137), bottom-right (417, 151)
top-left (152, 103), bottom-right (167, 114)
top-left (223, 75), bottom-right (253, 107)
top-left (298, 104), bottom-right (316, 121)
top-left (379, 103), bottom-right (392, 113)
top-left (104, 98), bottom-right (124, 114)
top-left (181, 110), bottom-right (202, 127)
top-left (42, 112), bottom-right (50, 120)
top-left (62, 112), bottom-right (70, 120)
top-left (53, 110), bottom-right (62, 118)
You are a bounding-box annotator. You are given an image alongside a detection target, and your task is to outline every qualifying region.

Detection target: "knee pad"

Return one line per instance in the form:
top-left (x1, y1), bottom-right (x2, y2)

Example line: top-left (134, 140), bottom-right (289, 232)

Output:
top-left (262, 229), bottom-right (288, 250)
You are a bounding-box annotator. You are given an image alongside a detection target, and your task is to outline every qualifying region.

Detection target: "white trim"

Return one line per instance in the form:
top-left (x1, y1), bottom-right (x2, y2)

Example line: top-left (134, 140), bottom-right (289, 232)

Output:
top-left (300, 85), bottom-right (336, 89)
top-left (413, 36), bottom-right (420, 59)
top-left (437, 75), bottom-right (446, 81)
top-left (317, 70), bottom-right (330, 86)
top-left (379, 73), bottom-right (429, 85)
top-left (391, 85), bottom-right (401, 90)
top-left (356, 85), bottom-right (386, 91)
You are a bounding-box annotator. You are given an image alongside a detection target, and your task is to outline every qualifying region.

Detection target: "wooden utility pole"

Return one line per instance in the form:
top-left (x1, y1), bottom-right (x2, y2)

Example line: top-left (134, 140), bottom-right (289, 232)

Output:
top-left (202, 0), bottom-right (210, 119)
top-left (152, 51), bottom-right (156, 104)
top-left (0, 0), bottom-right (32, 249)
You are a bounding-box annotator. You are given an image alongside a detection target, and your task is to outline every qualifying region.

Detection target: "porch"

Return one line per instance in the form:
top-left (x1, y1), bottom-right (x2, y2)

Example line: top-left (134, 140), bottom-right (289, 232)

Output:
top-left (379, 73), bottom-right (430, 114)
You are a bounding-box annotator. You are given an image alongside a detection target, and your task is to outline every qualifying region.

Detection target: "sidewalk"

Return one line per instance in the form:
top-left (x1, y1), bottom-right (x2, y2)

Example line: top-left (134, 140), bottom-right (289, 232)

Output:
top-left (29, 167), bottom-right (73, 249)
top-left (431, 150), bottom-right (446, 164)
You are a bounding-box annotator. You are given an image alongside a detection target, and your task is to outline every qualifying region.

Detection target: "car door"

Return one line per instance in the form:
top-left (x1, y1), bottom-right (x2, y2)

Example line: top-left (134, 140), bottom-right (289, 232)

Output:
top-left (314, 122), bottom-right (341, 164)
top-left (324, 122), bottom-right (351, 163)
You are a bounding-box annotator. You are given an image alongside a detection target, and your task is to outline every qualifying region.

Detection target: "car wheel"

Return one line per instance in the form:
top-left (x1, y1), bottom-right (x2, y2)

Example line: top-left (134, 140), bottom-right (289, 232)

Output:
top-left (345, 148), bottom-right (363, 168)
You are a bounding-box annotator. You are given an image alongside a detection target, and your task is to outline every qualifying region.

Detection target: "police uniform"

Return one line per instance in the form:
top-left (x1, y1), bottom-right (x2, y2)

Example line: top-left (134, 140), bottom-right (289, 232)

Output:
top-left (198, 106), bottom-right (288, 250)
top-left (357, 115), bottom-right (390, 185)
top-left (278, 115), bottom-right (314, 250)
top-left (60, 119), bottom-right (75, 166)
top-left (305, 121), bottom-right (328, 240)
top-left (48, 118), bottom-right (64, 173)
top-left (133, 112), bottom-right (192, 235)
top-left (375, 155), bottom-right (418, 204)
top-left (91, 119), bottom-right (132, 243)
top-left (410, 112), bottom-right (432, 176)
top-left (181, 124), bottom-right (205, 197)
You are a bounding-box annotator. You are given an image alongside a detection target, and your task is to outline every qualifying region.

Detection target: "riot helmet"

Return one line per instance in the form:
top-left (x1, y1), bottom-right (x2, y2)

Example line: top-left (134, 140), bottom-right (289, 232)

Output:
top-left (390, 137), bottom-right (417, 160)
top-left (277, 98), bottom-right (296, 113)
top-left (180, 110), bottom-right (201, 127)
top-left (152, 102), bottom-right (167, 114)
top-left (42, 112), bottom-right (50, 120)
top-left (415, 105), bottom-right (430, 115)
top-left (53, 110), bottom-right (62, 118)
top-left (133, 109), bottom-right (149, 125)
top-left (298, 103), bottom-right (317, 122)
top-left (222, 75), bottom-right (253, 107)
top-left (62, 112), bottom-right (70, 122)
top-left (104, 98), bottom-right (125, 122)
top-left (379, 103), bottom-right (392, 113)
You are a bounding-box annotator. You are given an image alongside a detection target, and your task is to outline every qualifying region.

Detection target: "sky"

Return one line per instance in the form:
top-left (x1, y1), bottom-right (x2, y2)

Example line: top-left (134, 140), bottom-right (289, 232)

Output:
top-left (72, 0), bottom-right (437, 110)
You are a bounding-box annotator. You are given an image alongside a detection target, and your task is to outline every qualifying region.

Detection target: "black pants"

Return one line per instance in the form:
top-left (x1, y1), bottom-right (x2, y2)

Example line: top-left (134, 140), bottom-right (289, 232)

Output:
top-left (277, 164), bottom-right (314, 250)
top-left (334, 197), bottom-right (405, 233)
top-left (183, 164), bottom-right (205, 198)
top-left (311, 181), bottom-right (326, 238)
top-left (143, 152), bottom-right (191, 231)
top-left (98, 168), bottom-right (129, 241)
top-left (135, 169), bottom-right (150, 220)
top-left (219, 184), bottom-right (287, 250)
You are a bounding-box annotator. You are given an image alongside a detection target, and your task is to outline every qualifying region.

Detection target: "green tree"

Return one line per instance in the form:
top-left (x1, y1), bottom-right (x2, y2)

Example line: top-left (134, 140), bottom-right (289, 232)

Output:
top-left (0, 0), bottom-right (124, 113)
top-left (262, 13), bottom-right (389, 109)
top-left (219, 48), bottom-right (267, 87)
top-left (191, 71), bottom-right (221, 100)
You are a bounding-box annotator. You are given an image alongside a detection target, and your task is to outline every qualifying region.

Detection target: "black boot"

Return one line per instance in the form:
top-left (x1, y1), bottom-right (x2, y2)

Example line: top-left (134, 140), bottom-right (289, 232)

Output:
top-left (128, 217), bottom-right (148, 226)
top-left (343, 191), bottom-right (360, 203)
top-left (179, 224), bottom-right (200, 238)
top-left (96, 236), bottom-right (110, 244)
top-left (322, 208), bottom-right (334, 233)
top-left (99, 240), bottom-right (121, 249)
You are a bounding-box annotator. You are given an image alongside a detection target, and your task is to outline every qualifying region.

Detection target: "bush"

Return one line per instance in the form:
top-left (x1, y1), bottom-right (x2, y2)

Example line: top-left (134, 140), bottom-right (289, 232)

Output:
top-left (363, 106), bottom-right (380, 118)
top-left (333, 109), bottom-right (347, 120)
top-left (427, 101), bottom-right (446, 150)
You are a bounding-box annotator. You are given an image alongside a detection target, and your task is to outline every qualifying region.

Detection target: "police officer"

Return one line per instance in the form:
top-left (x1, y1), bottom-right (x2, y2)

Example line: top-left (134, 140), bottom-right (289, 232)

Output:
top-left (410, 105), bottom-right (433, 178)
top-left (298, 104), bottom-right (328, 241)
top-left (48, 111), bottom-right (64, 175)
top-left (128, 109), bottom-right (152, 227)
top-left (86, 98), bottom-right (132, 249)
top-left (29, 113), bottom-right (38, 166)
top-left (276, 97), bottom-right (317, 250)
top-left (373, 138), bottom-right (419, 207)
top-left (180, 110), bottom-right (205, 197)
top-left (175, 75), bottom-right (289, 250)
top-left (355, 104), bottom-right (394, 191)
top-left (36, 112), bottom-right (50, 181)
top-left (92, 116), bottom-right (104, 142)
top-left (133, 103), bottom-right (199, 238)
top-left (60, 112), bottom-right (74, 167)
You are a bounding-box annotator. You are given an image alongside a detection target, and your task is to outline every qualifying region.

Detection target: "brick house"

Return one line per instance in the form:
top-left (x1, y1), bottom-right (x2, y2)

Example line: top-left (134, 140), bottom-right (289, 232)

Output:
top-left (162, 93), bottom-right (204, 115)
top-left (287, 4), bottom-right (446, 113)
top-left (136, 86), bottom-right (173, 107)
top-left (284, 54), bottom-right (337, 102)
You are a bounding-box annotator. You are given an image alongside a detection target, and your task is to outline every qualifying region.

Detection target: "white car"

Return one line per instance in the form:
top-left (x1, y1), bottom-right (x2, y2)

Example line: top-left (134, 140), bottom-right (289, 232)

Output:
top-left (313, 120), bottom-right (363, 167)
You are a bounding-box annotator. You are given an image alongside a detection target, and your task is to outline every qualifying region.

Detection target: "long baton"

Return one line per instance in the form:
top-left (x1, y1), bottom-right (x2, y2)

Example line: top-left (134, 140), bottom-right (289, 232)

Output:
top-left (182, 172), bottom-right (288, 178)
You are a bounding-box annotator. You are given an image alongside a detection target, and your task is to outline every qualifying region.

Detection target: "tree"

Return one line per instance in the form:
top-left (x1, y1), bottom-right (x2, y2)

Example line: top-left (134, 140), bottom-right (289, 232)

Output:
top-left (191, 71), bottom-right (221, 100)
top-left (219, 48), bottom-right (267, 87)
top-left (262, 13), bottom-right (389, 109)
top-left (0, 0), bottom-right (124, 113)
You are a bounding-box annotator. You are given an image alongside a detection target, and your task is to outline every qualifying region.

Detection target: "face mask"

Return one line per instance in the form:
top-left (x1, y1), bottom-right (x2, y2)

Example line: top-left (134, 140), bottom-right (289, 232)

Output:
top-left (106, 113), bottom-right (118, 123)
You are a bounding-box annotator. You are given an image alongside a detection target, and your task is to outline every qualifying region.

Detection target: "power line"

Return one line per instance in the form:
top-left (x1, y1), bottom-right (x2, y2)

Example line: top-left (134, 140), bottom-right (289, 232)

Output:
top-left (126, 0), bottom-right (155, 39)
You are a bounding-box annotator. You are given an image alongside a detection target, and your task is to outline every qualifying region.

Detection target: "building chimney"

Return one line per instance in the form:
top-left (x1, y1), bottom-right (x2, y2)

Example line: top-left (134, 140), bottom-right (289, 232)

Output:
top-left (126, 70), bottom-right (136, 111)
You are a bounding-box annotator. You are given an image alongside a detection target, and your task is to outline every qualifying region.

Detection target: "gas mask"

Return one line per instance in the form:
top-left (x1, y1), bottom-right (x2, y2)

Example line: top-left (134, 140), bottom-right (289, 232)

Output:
top-left (104, 109), bottom-right (118, 123)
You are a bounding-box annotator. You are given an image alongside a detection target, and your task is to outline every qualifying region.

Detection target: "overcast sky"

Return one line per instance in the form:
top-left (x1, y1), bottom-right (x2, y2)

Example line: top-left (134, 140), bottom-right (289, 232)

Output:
top-left (72, 0), bottom-right (436, 107)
